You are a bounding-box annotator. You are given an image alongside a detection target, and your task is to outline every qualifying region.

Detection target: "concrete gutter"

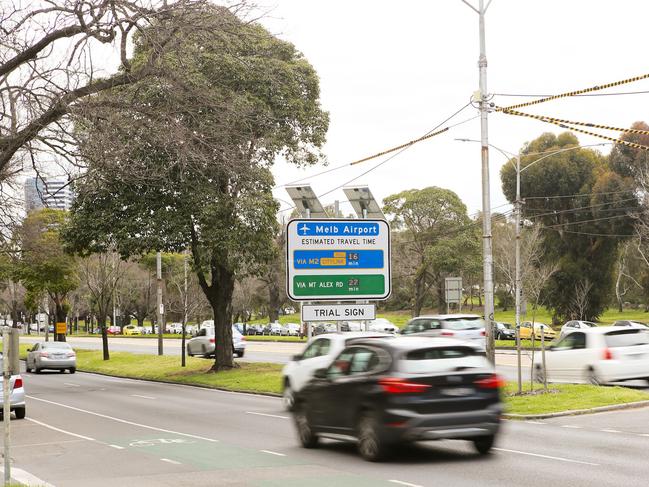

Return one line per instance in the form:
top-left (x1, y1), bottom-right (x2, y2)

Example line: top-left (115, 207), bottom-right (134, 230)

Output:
top-left (503, 399), bottom-right (649, 420)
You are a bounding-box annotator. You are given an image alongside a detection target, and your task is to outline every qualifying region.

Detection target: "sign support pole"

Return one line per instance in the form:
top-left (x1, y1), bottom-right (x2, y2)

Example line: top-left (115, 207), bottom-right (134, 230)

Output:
top-left (3, 327), bottom-right (11, 485)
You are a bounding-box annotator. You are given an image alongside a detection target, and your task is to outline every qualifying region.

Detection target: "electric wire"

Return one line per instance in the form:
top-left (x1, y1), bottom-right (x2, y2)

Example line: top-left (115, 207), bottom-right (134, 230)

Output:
top-left (495, 90), bottom-right (649, 98)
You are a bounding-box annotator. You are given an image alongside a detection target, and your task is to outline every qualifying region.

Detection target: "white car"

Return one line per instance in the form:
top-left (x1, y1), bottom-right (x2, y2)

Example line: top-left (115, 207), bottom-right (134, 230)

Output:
top-left (560, 320), bottom-right (596, 338)
top-left (401, 314), bottom-right (486, 350)
top-left (284, 323), bottom-right (301, 336)
top-left (367, 318), bottom-right (399, 334)
top-left (533, 327), bottom-right (649, 385)
top-left (281, 332), bottom-right (391, 410)
top-left (613, 320), bottom-right (649, 329)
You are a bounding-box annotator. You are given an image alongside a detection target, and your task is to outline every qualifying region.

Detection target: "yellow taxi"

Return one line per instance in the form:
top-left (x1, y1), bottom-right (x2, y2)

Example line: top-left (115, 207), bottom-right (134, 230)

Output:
top-left (519, 322), bottom-right (557, 341)
top-left (123, 325), bottom-right (141, 336)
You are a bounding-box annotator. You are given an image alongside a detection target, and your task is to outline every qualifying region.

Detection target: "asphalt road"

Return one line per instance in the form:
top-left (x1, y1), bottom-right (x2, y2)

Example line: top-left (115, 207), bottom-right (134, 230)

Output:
top-left (6, 365), bottom-right (649, 486)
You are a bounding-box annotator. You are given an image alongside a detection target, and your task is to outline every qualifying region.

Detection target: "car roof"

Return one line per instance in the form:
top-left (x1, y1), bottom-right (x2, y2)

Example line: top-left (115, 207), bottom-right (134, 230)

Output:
top-left (568, 326), bottom-right (646, 334)
top-left (311, 332), bottom-right (392, 340)
top-left (413, 314), bottom-right (482, 320)
top-left (349, 336), bottom-right (480, 351)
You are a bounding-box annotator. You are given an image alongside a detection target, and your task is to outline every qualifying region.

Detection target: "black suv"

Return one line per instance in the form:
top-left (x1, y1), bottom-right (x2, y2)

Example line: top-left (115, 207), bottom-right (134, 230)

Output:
top-left (292, 336), bottom-right (503, 461)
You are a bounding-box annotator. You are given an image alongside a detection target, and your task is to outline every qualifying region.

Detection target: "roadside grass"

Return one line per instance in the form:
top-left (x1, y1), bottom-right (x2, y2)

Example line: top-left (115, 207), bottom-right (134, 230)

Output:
top-left (504, 382), bottom-right (649, 415)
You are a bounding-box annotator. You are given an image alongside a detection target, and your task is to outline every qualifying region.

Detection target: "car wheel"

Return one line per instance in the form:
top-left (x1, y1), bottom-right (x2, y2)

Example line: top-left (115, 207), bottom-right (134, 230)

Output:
top-left (533, 365), bottom-right (545, 384)
top-left (14, 408), bottom-right (25, 420)
top-left (473, 435), bottom-right (495, 455)
top-left (69, 367), bottom-right (76, 374)
top-left (294, 403), bottom-right (319, 448)
top-left (35, 367), bottom-right (41, 374)
top-left (586, 367), bottom-right (602, 385)
top-left (283, 381), bottom-right (295, 411)
top-left (59, 369), bottom-right (65, 373)
top-left (357, 411), bottom-right (389, 462)
top-left (238, 350), bottom-right (244, 358)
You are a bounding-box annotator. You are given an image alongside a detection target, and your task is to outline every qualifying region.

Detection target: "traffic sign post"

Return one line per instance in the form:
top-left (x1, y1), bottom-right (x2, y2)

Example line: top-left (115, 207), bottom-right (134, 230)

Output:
top-left (286, 219), bottom-right (391, 301)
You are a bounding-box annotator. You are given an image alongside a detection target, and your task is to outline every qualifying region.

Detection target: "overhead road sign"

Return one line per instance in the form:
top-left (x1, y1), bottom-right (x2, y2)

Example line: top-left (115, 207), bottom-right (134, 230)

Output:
top-left (343, 186), bottom-right (385, 220)
top-left (287, 218), bottom-right (391, 301)
top-left (302, 304), bottom-right (376, 322)
top-left (285, 184), bottom-right (328, 218)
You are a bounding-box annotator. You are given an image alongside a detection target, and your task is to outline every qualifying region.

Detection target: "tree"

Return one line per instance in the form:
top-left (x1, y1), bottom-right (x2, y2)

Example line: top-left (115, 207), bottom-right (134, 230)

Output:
top-left (383, 187), bottom-right (480, 316)
top-left (501, 132), bottom-right (638, 321)
top-left (16, 209), bottom-right (78, 340)
top-left (63, 5), bottom-right (328, 370)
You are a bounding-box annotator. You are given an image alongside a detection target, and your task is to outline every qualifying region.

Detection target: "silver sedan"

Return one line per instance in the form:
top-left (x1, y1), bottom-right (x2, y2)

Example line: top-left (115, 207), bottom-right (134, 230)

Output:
top-left (26, 341), bottom-right (77, 373)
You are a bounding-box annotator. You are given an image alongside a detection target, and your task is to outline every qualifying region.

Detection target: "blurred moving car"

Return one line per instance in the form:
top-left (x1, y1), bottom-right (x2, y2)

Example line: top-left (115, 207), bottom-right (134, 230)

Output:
top-left (367, 318), bottom-right (399, 334)
top-left (560, 320), bottom-right (597, 338)
top-left (282, 332), bottom-right (391, 410)
top-left (401, 314), bottom-right (486, 350)
top-left (26, 342), bottom-right (76, 374)
top-left (0, 353), bottom-right (25, 419)
top-left (494, 322), bottom-right (515, 340)
top-left (292, 336), bottom-right (503, 461)
top-left (519, 322), bottom-right (557, 341)
top-left (186, 325), bottom-right (246, 358)
top-left (613, 320), bottom-right (649, 329)
top-left (534, 327), bottom-right (649, 385)
top-left (123, 325), bottom-right (141, 336)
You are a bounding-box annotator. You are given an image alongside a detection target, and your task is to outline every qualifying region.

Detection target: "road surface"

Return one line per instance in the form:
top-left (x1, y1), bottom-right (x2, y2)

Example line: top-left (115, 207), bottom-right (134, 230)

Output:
top-left (6, 365), bottom-right (649, 486)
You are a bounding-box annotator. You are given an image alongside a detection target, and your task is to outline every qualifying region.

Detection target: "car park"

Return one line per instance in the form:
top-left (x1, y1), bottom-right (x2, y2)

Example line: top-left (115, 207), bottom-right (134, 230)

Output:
top-left (613, 320), bottom-right (649, 329)
top-left (0, 353), bottom-right (25, 419)
top-left (292, 336), bottom-right (503, 461)
top-left (186, 325), bottom-right (246, 358)
top-left (282, 332), bottom-right (392, 410)
top-left (123, 325), bottom-right (141, 336)
top-left (400, 314), bottom-right (486, 350)
top-left (560, 320), bottom-right (597, 338)
top-left (26, 342), bottom-right (76, 374)
top-left (519, 321), bottom-right (557, 341)
top-left (533, 327), bottom-right (649, 385)
top-left (494, 322), bottom-right (515, 340)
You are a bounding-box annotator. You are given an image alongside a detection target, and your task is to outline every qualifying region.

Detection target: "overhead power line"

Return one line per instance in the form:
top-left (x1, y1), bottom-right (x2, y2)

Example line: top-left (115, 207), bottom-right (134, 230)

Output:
top-left (523, 189), bottom-right (636, 200)
top-left (495, 90), bottom-right (649, 98)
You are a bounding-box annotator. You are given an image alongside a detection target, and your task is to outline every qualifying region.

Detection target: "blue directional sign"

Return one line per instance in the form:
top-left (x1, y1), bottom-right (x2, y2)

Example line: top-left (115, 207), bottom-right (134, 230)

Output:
top-left (293, 250), bottom-right (384, 269)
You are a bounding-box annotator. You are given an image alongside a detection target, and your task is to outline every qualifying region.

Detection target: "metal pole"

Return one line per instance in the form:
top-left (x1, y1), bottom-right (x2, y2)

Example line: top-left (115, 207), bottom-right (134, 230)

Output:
top-left (477, 0), bottom-right (495, 364)
top-left (541, 326), bottom-right (548, 392)
top-left (515, 151), bottom-right (522, 394)
top-left (3, 327), bottom-right (11, 485)
top-left (304, 209), bottom-right (312, 340)
top-left (182, 250), bottom-right (188, 367)
top-left (157, 251), bottom-right (163, 356)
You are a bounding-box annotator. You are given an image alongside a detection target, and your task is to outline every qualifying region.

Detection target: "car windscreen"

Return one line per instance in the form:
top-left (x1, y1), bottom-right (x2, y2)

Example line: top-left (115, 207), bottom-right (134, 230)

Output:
top-left (584, 322), bottom-right (596, 327)
top-left (443, 318), bottom-right (485, 330)
top-left (605, 330), bottom-right (649, 347)
top-left (397, 346), bottom-right (488, 374)
top-left (42, 342), bottom-right (72, 349)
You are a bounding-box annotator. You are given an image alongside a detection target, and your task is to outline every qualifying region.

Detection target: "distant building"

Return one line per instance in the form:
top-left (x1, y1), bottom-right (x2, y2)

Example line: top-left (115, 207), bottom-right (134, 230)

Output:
top-left (24, 177), bottom-right (75, 212)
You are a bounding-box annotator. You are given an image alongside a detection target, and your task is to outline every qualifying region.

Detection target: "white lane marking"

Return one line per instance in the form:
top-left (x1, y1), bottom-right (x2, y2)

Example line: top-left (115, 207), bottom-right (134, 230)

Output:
top-left (260, 449), bottom-right (286, 457)
top-left (246, 411), bottom-right (289, 420)
top-left (26, 417), bottom-right (96, 442)
top-left (109, 444), bottom-right (125, 450)
top-left (3, 467), bottom-right (55, 487)
top-left (561, 425), bottom-right (582, 429)
top-left (131, 394), bottom-right (156, 400)
top-left (639, 433), bottom-right (649, 437)
top-left (525, 421), bottom-right (546, 425)
top-left (494, 448), bottom-right (599, 466)
top-left (27, 395), bottom-right (219, 443)
top-left (601, 429), bottom-right (621, 433)
top-left (389, 480), bottom-right (423, 487)
top-left (64, 382), bottom-right (80, 387)
top-left (160, 458), bottom-right (181, 465)
top-left (14, 439), bottom-right (85, 448)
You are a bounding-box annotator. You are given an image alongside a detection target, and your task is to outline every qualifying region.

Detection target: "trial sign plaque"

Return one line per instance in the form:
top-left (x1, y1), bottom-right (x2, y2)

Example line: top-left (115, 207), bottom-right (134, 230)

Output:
top-left (286, 219), bottom-right (391, 301)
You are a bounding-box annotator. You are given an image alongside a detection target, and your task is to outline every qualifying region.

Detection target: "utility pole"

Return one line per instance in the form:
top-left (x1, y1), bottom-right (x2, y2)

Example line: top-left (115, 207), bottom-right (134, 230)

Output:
top-left (181, 249), bottom-right (188, 367)
top-left (2, 328), bottom-right (10, 485)
top-left (157, 251), bottom-right (163, 356)
top-left (515, 150), bottom-right (522, 393)
top-left (463, 0), bottom-right (495, 362)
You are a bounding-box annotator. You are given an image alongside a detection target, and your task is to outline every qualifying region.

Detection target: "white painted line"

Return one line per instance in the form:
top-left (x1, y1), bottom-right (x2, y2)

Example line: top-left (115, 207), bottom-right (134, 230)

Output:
top-left (26, 417), bottom-right (96, 442)
top-left (246, 411), bottom-right (289, 420)
top-left (389, 480), bottom-right (423, 487)
top-left (160, 458), bottom-right (181, 465)
top-left (639, 433), bottom-right (649, 437)
top-left (260, 449), bottom-right (286, 457)
top-left (64, 382), bottom-right (80, 387)
top-left (494, 448), bottom-right (599, 466)
top-left (14, 439), bottom-right (85, 448)
top-left (561, 425), bottom-right (582, 429)
top-left (27, 395), bottom-right (219, 443)
top-left (0, 467), bottom-right (55, 487)
top-left (131, 394), bottom-right (156, 400)
top-left (601, 429), bottom-right (621, 433)
top-left (525, 421), bottom-right (546, 425)
top-left (109, 444), bottom-right (125, 450)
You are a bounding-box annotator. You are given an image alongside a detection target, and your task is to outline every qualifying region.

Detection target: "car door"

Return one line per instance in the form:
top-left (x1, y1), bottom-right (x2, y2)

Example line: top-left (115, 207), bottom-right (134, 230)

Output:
top-left (308, 348), bottom-right (355, 429)
top-left (27, 343), bottom-right (38, 368)
top-left (292, 338), bottom-right (333, 391)
top-left (562, 332), bottom-right (590, 381)
top-left (188, 328), bottom-right (207, 355)
top-left (545, 333), bottom-right (583, 381)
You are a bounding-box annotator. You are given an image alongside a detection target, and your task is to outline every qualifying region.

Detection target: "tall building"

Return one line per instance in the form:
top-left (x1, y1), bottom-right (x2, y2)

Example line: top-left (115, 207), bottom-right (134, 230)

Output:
top-left (24, 177), bottom-right (75, 212)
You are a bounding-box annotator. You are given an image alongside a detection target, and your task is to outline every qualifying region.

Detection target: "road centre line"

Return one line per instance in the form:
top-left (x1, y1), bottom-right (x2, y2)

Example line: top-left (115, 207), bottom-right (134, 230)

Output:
top-left (601, 429), bottom-right (621, 433)
top-left (64, 383), bottom-right (80, 387)
top-left (131, 394), bottom-right (156, 400)
top-left (26, 417), bottom-right (96, 442)
top-left (494, 448), bottom-right (599, 466)
top-left (525, 421), bottom-right (546, 425)
top-left (27, 395), bottom-right (219, 443)
top-left (260, 449), bottom-right (286, 457)
top-left (246, 411), bottom-right (289, 419)
top-left (561, 425), bottom-right (582, 429)
top-left (161, 458), bottom-right (182, 465)
top-left (389, 480), bottom-right (423, 487)
top-left (109, 444), bottom-right (125, 450)
top-left (13, 439), bottom-right (86, 448)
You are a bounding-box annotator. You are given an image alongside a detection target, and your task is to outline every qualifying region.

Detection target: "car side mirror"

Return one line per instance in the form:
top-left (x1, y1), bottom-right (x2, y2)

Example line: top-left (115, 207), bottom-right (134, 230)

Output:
top-left (314, 368), bottom-right (327, 379)
top-left (548, 345), bottom-right (556, 351)
top-left (292, 354), bottom-right (302, 361)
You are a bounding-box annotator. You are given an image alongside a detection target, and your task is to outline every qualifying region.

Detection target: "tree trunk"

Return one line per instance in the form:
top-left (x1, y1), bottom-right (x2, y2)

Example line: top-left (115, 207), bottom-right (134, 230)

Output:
top-left (54, 299), bottom-right (66, 342)
top-left (207, 265), bottom-right (236, 371)
top-left (437, 280), bottom-right (446, 313)
top-left (99, 315), bottom-right (109, 360)
top-left (268, 282), bottom-right (280, 323)
top-left (413, 272), bottom-right (426, 317)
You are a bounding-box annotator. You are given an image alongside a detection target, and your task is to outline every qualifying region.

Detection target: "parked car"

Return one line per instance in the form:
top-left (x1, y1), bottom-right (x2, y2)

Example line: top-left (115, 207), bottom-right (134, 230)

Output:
top-left (245, 324), bottom-right (262, 336)
top-left (341, 321), bottom-right (363, 332)
top-left (292, 336), bottom-right (503, 461)
top-left (560, 320), bottom-right (597, 338)
top-left (107, 325), bottom-right (121, 335)
top-left (367, 318), bottom-right (399, 334)
top-left (519, 321), bottom-right (557, 341)
top-left (284, 323), bottom-right (301, 336)
top-left (401, 314), bottom-right (486, 350)
top-left (613, 320), bottom-right (649, 329)
top-left (0, 353), bottom-right (25, 419)
top-left (26, 342), bottom-right (76, 374)
top-left (282, 332), bottom-right (392, 410)
top-left (494, 322), bottom-right (515, 340)
top-left (269, 323), bottom-right (285, 336)
top-left (123, 325), bottom-right (141, 336)
top-left (186, 325), bottom-right (246, 358)
top-left (167, 322), bottom-right (184, 334)
top-left (533, 327), bottom-right (649, 385)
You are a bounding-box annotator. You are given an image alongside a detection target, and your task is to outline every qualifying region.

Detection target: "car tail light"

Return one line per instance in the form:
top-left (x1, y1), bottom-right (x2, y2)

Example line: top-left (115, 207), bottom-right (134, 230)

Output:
top-left (209, 338), bottom-right (215, 344)
top-left (475, 374), bottom-right (505, 389)
top-left (440, 331), bottom-right (454, 337)
top-left (13, 377), bottom-right (22, 389)
top-left (603, 348), bottom-right (613, 360)
top-left (39, 352), bottom-right (49, 358)
top-left (480, 330), bottom-right (486, 336)
top-left (379, 378), bottom-right (431, 394)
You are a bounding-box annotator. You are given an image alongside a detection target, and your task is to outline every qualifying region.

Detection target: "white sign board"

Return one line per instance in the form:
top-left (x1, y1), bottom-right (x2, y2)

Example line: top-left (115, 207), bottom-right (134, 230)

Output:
top-left (445, 277), bottom-right (462, 304)
top-left (286, 219), bottom-right (391, 301)
top-left (302, 304), bottom-right (376, 322)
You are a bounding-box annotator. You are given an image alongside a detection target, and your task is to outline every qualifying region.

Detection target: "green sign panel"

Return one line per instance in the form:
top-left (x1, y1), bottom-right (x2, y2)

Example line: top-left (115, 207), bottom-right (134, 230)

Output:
top-left (293, 275), bottom-right (385, 297)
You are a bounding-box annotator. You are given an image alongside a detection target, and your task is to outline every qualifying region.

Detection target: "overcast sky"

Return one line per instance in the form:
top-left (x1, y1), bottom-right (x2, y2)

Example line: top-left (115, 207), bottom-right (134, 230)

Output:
top-left (260, 0), bottom-right (649, 217)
